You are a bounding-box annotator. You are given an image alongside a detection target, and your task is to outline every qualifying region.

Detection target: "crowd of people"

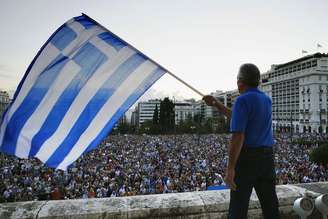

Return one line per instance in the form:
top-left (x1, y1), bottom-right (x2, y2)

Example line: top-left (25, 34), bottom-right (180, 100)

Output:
top-left (0, 133), bottom-right (327, 202)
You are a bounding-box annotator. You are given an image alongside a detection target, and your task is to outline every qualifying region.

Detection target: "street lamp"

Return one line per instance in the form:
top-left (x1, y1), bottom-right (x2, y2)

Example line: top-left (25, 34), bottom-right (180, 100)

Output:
top-left (290, 111), bottom-right (293, 142)
top-left (173, 96), bottom-right (176, 146)
top-left (318, 109), bottom-right (322, 134)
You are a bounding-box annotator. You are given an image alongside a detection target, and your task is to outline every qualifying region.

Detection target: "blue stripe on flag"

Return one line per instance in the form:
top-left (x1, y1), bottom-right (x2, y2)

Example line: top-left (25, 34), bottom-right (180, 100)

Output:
top-left (74, 15), bottom-right (96, 29)
top-left (1, 54), bottom-right (68, 155)
top-left (44, 53), bottom-right (147, 167)
top-left (98, 32), bottom-right (126, 51)
top-left (77, 68), bottom-right (165, 166)
top-left (50, 25), bottom-right (77, 51)
top-left (29, 43), bottom-right (107, 157)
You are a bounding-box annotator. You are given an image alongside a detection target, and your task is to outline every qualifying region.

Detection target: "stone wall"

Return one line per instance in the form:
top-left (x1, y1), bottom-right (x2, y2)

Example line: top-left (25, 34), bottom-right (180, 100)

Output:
top-left (1, 182), bottom-right (327, 219)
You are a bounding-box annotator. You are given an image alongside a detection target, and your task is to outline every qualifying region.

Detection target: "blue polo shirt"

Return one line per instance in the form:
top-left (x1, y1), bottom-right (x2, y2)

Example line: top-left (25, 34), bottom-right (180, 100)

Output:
top-left (230, 87), bottom-right (274, 147)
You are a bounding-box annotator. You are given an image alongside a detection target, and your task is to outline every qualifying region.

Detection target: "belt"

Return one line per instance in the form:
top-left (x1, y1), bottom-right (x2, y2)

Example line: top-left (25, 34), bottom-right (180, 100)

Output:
top-left (241, 146), bottom-right (273, 154)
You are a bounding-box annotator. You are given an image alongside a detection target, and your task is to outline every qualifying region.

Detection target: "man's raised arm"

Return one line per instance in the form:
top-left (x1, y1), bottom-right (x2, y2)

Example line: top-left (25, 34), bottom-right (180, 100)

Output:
top-left (203, 95), bottom-right (232, 118)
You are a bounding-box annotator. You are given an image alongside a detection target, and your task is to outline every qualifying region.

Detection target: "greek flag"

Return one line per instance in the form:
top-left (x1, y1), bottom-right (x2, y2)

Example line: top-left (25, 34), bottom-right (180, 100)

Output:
top-left (0, 14), bottom-right (166, 170)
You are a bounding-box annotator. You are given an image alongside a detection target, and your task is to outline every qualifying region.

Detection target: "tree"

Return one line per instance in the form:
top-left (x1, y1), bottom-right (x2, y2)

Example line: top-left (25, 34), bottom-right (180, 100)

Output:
top-left (193, 113), bottom-right (203, 124)
top-left (310, 142), bottom-right (328, 165)
top-left (152, 104), bottom-right (159, 125)
top-left (203, 117), bottom-right (215, 133)
top-left (149, 104), bottom-right (160, 134)
top-left (176, 113), bottom-right (194, 134)
top-left (139, 120), bottom-right (153, 134)
top-left (116, 122), bottom-right (129, 134)
top-left (159, 97), bottom-right (175, 133)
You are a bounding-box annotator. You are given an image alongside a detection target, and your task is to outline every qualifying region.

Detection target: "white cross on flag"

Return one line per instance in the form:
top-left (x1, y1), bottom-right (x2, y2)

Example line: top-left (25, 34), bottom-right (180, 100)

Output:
top-left (0, 14), bottom-right (166, 170)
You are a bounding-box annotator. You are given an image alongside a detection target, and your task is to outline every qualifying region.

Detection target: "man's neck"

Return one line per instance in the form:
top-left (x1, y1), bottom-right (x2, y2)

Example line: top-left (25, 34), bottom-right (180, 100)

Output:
top-left (241, 86), bottom-right (259, 94)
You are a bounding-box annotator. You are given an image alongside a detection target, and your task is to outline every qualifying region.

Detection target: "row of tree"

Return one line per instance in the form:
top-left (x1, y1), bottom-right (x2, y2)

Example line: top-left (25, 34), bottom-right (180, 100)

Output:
top-left (310, 142), bottom-right (328, 166)
top-left (114, 97), bottom-right (230, 135)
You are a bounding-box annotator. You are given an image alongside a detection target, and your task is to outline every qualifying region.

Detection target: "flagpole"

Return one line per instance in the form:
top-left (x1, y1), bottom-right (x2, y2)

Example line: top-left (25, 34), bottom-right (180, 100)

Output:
top-left (166, 71), bottom-right (204, 96)
top-left (82, 13), bottom-right (205, 98)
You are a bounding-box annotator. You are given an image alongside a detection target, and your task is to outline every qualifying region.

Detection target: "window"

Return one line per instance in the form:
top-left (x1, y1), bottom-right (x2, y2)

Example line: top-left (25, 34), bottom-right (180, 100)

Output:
top-left (306, 62), bottom-right (311, 68)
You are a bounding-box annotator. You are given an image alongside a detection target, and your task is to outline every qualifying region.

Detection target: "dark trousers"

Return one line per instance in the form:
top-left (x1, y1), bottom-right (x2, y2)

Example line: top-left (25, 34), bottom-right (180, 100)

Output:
top-left (228, 147), bottom-right (280, 219)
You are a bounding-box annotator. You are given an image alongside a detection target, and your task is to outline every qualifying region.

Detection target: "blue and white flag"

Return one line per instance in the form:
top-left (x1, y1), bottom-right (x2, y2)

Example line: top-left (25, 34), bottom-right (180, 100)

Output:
top-left (0, 14), bottom-right (166, 170)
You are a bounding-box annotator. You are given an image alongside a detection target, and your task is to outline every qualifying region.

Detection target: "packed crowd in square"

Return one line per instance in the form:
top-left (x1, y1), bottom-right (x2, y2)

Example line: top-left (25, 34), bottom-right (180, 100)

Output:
top-left (0, 133), bottom-right (327, 202)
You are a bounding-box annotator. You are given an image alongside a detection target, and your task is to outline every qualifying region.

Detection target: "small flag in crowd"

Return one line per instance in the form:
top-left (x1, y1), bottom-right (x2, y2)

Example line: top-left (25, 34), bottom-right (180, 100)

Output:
top-left (302, 50), bottom-right (308, 54)
top-left (317, 43), bottom-right (322, 48)
top-left (0, 14), bottom-right (166, 170)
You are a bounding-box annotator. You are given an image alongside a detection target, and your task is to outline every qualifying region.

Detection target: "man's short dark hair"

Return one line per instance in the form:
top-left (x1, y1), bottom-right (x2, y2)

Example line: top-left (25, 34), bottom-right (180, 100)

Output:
top-left (238, 63), bottom-right (260, 87)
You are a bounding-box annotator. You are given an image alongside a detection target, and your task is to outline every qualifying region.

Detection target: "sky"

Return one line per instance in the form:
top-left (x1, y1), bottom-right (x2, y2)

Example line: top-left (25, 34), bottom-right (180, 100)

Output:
top-left (0, 0), bottom-right (327, 101)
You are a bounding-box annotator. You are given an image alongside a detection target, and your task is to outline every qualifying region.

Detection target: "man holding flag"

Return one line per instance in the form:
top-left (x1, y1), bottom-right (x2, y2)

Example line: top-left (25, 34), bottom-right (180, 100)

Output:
top-left (0, 13), bottom-right (280, 218)
top-left (203, 64), bottom-right (280, 219)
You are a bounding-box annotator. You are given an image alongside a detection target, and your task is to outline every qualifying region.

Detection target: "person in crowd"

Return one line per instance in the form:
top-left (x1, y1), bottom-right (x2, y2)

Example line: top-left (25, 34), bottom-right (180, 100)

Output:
top-left (0, 132), bottom-right (327, 202)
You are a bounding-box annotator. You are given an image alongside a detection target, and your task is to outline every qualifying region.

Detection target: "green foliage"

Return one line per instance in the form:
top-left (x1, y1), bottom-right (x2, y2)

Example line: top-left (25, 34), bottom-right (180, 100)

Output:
top-left (193, 113), bottom-right (203, 124)
top-left (309, 142), bottom-right (328, 165)
top-left (139, 120), bottom-right (155, 134)
top-left (174, 113), bottom-right (229, 134)
top-left (159, 97), bottom-right (175, 133)
top-left (176, 114), bottom-right (195, 134)
top-left (113, 122), bottom-right (136, 134)
top-left (152, 104), bottom-right (159, 125)
top-left (292, 139), bottom-right (326, 146)
top-left (136, 97), bottom-right (230, 135)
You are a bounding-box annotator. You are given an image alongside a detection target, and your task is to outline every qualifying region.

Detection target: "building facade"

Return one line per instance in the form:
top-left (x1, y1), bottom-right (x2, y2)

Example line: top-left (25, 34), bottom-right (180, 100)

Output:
top-left (174, 99), bottom-right (201, 125)
top-left (0, 91), bottom-right (10, 119)
top-left (130, 106), bottom-right (139, 126)
top-left (137, 99), bottom-right (161, 126)
top-left (201, 90), bottom-right (237, 120)
top-left (261, 53), bottom-right (328, 133)
top-left (201, 90), bottom-right (224, 119)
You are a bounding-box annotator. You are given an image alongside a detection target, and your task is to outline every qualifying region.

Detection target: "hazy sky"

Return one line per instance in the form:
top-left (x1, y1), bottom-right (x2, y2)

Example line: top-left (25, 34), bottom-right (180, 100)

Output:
top-left (0, 0), bottom-right (327, 100)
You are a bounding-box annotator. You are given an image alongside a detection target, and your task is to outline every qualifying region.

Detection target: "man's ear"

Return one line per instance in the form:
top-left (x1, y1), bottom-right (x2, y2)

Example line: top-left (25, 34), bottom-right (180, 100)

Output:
top-left (237, 80), bottom-right (243, 88)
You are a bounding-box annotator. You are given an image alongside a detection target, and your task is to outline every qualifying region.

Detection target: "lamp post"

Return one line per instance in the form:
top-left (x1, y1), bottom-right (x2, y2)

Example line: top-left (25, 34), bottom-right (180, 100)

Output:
top-left (290, 111), bottom-right (293, 142)
top-left (319, 109), bottom-right (322, 134)
top-left (173, 96), bottom-right (176, 147)
top-left (277, 112), bottom-right (280, 134)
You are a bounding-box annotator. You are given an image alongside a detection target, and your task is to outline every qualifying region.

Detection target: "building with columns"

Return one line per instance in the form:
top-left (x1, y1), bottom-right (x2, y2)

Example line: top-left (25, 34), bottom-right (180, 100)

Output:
top-left (174, 99), bottom-right (201, 125)
top-left (130, 53), bottom-right (328, 134)
top-left (200, 90), bottom-right (238, 119)
top-left (261, 53), bottom-right (328, 133)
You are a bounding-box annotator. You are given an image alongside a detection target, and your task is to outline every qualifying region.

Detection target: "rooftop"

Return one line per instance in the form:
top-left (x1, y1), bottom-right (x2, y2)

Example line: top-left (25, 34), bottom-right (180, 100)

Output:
top-left (274, 53), bottom-right (328, 70)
